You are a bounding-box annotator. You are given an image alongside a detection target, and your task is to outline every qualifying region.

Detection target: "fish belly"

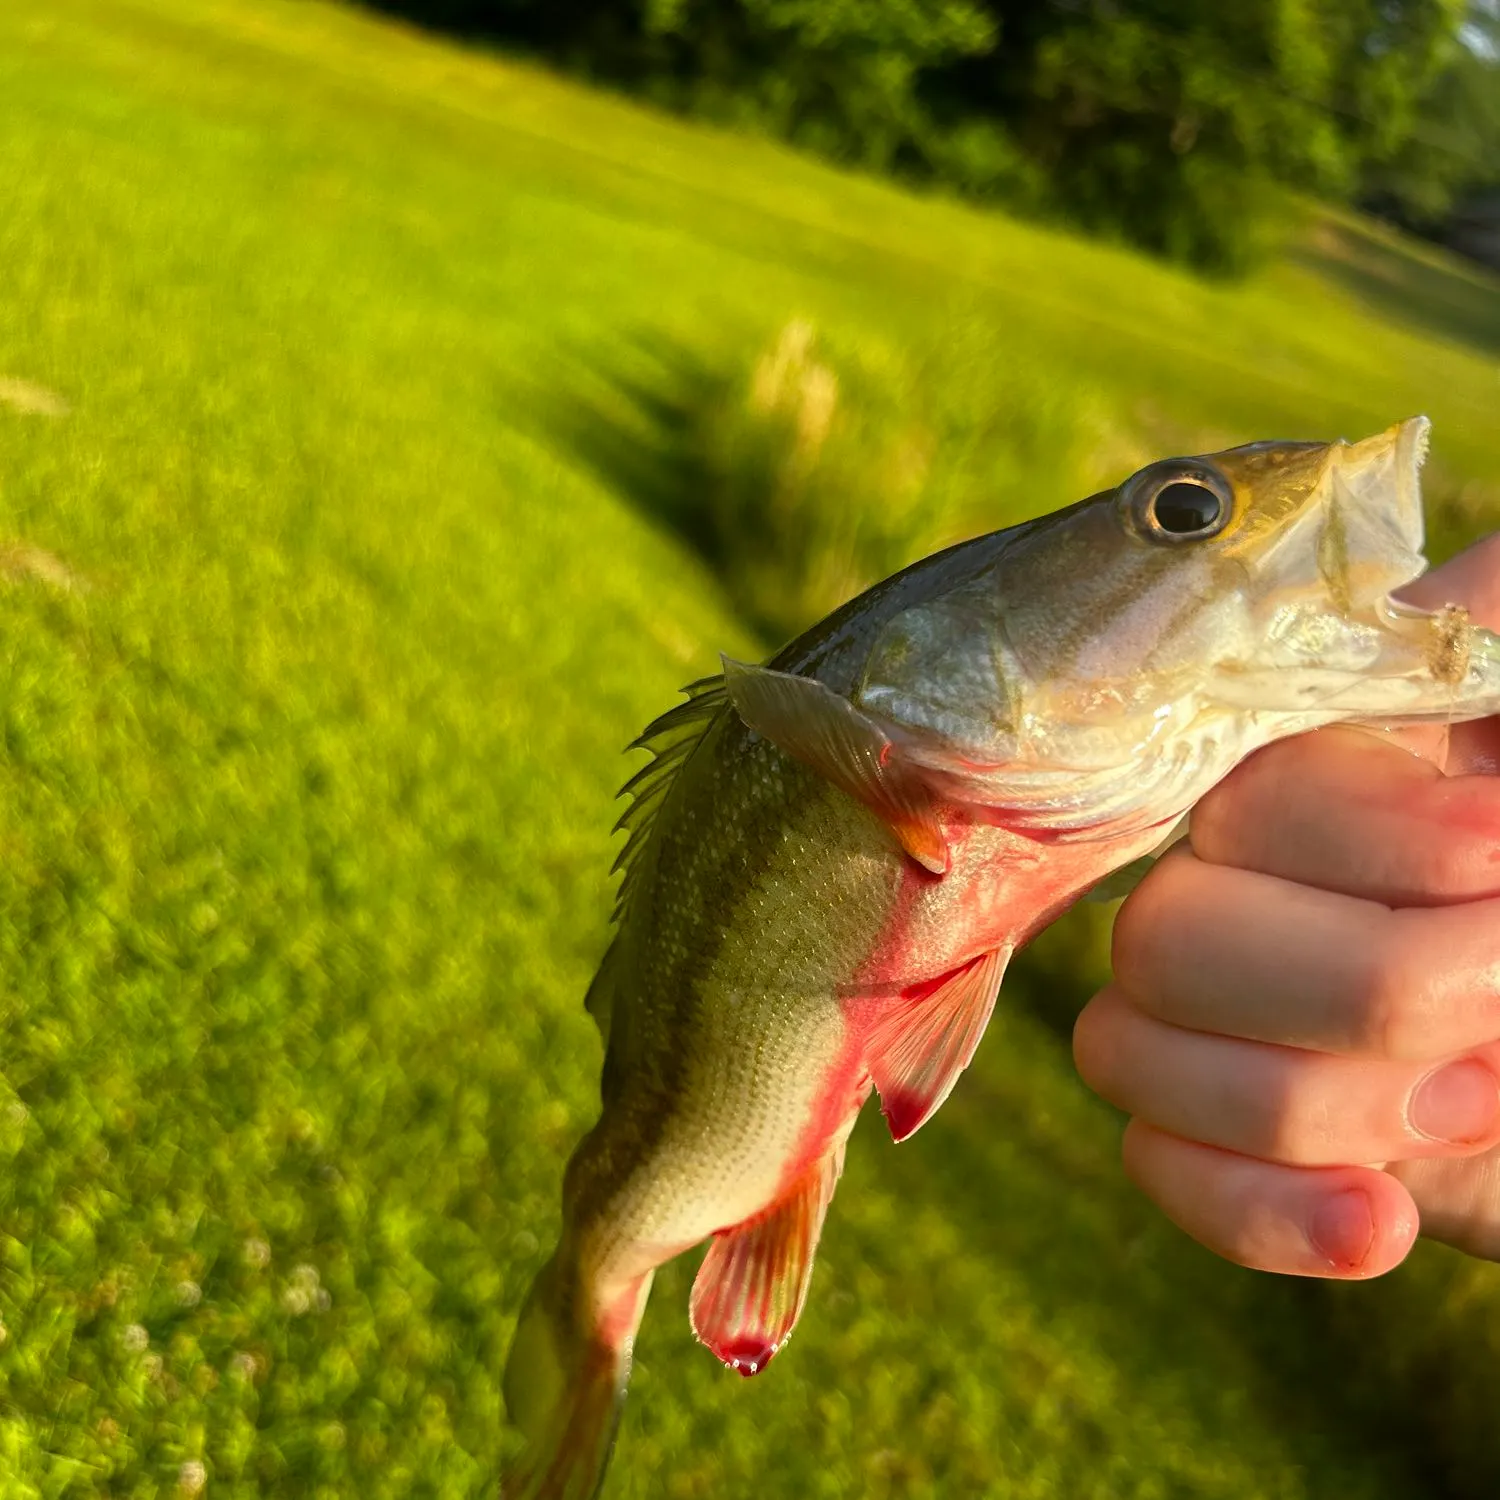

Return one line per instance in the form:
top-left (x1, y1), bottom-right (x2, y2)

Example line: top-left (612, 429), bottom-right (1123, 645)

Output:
top-left (571, 769), bottom-right (905, 1285)
top-left (570, 982), bottom-right (861, 1289)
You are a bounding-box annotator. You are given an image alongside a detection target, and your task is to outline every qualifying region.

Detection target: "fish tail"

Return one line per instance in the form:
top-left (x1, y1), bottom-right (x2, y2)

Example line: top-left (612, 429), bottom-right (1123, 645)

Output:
top-left (500, 1248), bottom-right (652, 1500)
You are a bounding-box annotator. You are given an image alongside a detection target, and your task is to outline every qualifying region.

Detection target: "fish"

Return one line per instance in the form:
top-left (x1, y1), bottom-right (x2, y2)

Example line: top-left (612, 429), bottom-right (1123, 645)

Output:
top-left (500, 417), bottom-right (1500, 1499)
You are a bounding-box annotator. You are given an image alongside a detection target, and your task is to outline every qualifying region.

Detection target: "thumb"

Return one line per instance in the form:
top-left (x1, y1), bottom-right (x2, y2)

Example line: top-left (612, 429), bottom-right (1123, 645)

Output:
top-left (1395, 532), bottom-right (1500, 627)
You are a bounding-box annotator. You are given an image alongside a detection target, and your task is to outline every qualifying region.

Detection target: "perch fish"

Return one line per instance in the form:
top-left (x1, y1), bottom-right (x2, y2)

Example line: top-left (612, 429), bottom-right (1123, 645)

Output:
top-left (502, 418), bottom-right (1500, 1499)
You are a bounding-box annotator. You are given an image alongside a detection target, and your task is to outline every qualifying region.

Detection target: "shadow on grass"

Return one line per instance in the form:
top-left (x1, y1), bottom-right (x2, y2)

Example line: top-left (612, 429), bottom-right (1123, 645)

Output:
top-left (514, 334), bottom-right (734, 572)
top-left (1293, 220), bottom-right (1500, 361)
top-left (502, 329), bottom-right (826, 643)
top-left (351, 2), bottom-right (542, 47)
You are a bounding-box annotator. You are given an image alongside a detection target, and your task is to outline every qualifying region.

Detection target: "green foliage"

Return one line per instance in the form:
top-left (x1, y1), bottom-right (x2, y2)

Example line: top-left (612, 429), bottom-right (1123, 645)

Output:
top-left (1006, 0), bottom-right (1465, 269)
top-left (640, 0), bottom-right (995, 170)
top-left (352, 0), bottom-right (1477, 268)
top-left (648, 0), bottom-right (995, 53)
top-left (1, 1), bottom-right (1499, 1496)
top-left (1365, 3), bottom-right (1500, 227)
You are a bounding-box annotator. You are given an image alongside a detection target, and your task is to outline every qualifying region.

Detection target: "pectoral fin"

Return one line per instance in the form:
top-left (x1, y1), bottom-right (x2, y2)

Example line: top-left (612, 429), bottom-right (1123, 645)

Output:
top-left (721, 657), bottom-right (948, 873)
top-left (866, 945), bottom-right (1011, 1142)
top-left (689, 1147), bottom-right (844, 1377)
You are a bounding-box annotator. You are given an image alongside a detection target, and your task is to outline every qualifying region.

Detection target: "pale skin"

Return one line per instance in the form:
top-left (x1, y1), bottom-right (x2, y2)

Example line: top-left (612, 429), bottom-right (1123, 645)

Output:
top-left (1074, 533), bottom-right (1500, 1278)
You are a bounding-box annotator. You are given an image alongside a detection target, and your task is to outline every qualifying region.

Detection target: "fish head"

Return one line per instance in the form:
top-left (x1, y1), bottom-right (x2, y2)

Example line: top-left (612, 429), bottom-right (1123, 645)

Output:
top-left (855, 417), bottom-right (1482, 825)
top-left (1203, 414), bottom-right (1429, 629)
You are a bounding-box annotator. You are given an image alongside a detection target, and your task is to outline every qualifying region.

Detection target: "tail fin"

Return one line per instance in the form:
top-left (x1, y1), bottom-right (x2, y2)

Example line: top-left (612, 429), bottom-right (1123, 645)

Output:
top-left (500, 1253), bottom-right (652, 1500)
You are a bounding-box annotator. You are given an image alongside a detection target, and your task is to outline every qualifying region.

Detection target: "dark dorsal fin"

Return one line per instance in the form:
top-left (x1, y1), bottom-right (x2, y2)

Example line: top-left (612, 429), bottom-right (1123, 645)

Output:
top-left (585, 674), bottom-right (728, 1047)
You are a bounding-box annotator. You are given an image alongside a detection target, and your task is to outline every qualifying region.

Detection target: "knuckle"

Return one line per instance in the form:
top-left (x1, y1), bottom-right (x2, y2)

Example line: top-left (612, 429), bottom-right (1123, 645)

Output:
top-left (1109, 874), bottom-right (1161, 992)
top-left (1072, 989), bottom-right (1136, 1102)
top-left (1186, 779), bottom-right (1235, 862)
top-left (1070, 1000), bottom-right (1106, 1083)
top-left (1254, 1073), bottom-right (1330, 1166)
top-left (1406, 826), bottom-right (1481, 902)
top-left (1348, 925), bottom-right (1425, 1061)
top-left (1190, 749), bottom-right (1278, 864)
top-left (1109, 892), bottom-right (1149, 991)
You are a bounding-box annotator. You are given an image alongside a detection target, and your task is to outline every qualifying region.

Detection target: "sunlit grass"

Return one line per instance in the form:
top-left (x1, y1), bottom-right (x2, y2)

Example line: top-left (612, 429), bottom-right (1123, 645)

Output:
top-left (0, 1), bottom-right (1498, 1496)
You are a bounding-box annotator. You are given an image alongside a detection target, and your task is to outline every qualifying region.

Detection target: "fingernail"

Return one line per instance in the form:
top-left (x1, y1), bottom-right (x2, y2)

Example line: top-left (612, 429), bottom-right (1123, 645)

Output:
top-left (1410, 1058), bottom-right (1500, 1144)
top-left (1310, 1189), bottom-right (1375, 1271)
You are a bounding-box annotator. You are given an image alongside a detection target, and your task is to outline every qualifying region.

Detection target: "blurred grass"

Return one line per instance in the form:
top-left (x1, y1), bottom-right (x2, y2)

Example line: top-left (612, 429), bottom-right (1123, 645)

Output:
top-left (0, 1), bottom-right (1498, 1496)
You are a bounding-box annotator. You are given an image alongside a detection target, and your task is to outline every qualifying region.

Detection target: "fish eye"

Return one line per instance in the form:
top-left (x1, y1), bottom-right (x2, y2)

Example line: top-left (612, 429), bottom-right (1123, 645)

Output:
top-left (1127, 462), bottom-right (1234, 544)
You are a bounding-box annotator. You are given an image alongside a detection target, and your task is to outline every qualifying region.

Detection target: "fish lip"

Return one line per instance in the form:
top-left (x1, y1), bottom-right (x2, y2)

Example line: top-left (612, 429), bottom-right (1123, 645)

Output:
top-left (1318, 414), bottom-right (1433, 610)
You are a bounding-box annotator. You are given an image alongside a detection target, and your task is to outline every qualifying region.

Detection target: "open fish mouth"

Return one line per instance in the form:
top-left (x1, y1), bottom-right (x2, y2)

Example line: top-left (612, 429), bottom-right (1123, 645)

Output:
top-left (1309, 414), bottom-right (1431, 616)
top-left (1209, 416), bottom-right (1500, 719)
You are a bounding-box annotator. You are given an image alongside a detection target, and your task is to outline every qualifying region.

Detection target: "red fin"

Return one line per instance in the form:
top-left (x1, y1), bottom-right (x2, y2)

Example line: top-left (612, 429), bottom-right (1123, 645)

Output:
top-left (689, 1148), bottom-right (844, 1377)
top-left (721, 656), bottom-right (949, 873)
top-left (867, 945), bottom-right (1011, 1142)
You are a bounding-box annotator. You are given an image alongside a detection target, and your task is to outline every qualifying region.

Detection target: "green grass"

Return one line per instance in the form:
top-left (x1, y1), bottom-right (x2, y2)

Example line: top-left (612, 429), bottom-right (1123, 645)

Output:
top-left (1, 1), bottom-right (1499, 1496)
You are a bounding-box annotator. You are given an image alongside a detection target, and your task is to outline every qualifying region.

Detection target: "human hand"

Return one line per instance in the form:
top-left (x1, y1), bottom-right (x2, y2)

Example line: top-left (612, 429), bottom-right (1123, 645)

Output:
top-left (1073, 534), bottom-right (1500, 1277)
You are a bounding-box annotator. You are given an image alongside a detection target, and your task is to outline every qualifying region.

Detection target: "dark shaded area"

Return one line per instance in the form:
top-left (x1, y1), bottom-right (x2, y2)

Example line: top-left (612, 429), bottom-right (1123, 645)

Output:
top-left (503, 330), bottom-right (829, 643)
top-left (358, 0), bottom-right (598, 43)
top-left (503, 333), bottom-right (731, 570)
top-left (358, 0), bottom-right (654, 77)
top-left (1292, 220), bottom-right (1500, 361)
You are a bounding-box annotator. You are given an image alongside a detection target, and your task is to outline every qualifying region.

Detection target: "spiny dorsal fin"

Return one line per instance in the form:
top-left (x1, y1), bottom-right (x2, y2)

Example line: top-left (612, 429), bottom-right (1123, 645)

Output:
top-left (585, 674), bottom-right (729, 1043)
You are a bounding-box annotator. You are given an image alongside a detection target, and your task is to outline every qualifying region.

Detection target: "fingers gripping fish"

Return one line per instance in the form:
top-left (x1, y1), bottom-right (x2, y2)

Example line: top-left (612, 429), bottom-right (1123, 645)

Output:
top-left (501, 419), bottom-right (1500, 1498)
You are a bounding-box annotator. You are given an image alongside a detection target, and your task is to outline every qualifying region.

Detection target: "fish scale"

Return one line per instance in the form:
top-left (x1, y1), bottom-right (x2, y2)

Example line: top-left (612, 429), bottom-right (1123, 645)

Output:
top-left (573, 740), bottom-right (889, 1259)
top-left (502, 417), bottom-right (1500, 1500)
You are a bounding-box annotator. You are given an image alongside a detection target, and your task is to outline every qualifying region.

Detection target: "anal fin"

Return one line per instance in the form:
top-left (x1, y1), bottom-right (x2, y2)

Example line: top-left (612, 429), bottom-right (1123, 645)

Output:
top-left (689, 1147), bottom-right (844, 1377)
top-left (867, 945), bottom-right (1011, 1142)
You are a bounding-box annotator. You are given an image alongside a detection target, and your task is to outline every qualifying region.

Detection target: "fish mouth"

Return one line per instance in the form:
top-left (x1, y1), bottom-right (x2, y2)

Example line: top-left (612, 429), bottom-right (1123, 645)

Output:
top-left (1213, 416), bottom-right (1476, 715)
top-left (1314, 415), bottom-right (1431, 614)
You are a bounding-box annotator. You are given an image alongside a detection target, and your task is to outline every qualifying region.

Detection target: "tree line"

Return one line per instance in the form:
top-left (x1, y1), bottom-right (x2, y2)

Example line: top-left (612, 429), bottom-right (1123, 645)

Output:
top-left (368, 0), bottom-right (1500, 271)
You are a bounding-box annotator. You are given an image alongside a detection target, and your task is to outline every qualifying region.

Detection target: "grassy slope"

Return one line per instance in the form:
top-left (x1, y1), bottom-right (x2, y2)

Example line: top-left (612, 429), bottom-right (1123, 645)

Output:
top-left (0, 2), bottom-right (1497, 1496)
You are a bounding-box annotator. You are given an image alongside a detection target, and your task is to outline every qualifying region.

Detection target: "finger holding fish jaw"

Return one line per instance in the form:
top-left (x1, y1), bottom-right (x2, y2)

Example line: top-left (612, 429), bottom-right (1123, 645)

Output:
top-left (1074, 535), bottom-right (1500, 1277)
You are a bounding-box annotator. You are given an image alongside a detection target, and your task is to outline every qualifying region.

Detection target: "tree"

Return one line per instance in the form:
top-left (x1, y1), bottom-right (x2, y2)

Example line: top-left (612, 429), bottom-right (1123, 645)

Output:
top-left (1363, 1), bottom-right (1500, 232)
top-left (961, 0), bottom-right (1470, 268)
top-left (350, 0), bottom-right (1477, 271)
top-left (640, 0), bottom-right (999, 171)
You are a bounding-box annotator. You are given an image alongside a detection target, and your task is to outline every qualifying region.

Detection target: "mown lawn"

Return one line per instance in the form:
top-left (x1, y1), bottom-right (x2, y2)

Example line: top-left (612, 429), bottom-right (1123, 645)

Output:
top-left (1, 2), bottom-right (1498, 1496)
